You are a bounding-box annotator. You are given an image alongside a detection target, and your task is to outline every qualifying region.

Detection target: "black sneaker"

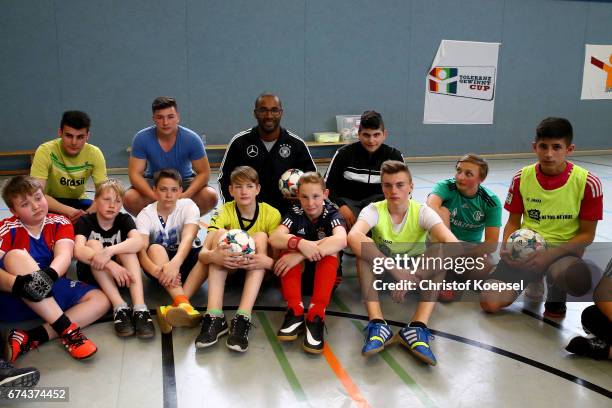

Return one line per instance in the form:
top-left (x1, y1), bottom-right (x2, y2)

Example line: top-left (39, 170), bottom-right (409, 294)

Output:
top-left (133, 310), bottom-right (155, 339)
top-left (303, 316), bottom-right (325, 354)
top-left (566, 336), bottom-right (610, 360)
top-left (114, 308), bottom-right (135, 337)
top-left (195, 314), bottom-right (229, 349)
top-left (0, 359), bottom-right (40, 388)
top-left (277, 310), bottom-right (304, 341)
top-left (226, 314), bottom-right (254, 353)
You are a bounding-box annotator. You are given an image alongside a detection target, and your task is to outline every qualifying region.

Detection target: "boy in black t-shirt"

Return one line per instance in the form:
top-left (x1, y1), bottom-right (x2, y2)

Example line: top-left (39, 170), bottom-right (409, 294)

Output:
top-left (74, 179), bottom-right (155, 339)
top-left (269, 172), bottom-right (347, 354)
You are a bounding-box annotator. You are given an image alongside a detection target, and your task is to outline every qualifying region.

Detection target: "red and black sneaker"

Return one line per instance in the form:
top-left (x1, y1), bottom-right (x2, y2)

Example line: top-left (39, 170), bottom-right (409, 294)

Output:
top-left (5, 329), bottom-right (39, 363)
top-left (60, 323), bottom-right (97, 360)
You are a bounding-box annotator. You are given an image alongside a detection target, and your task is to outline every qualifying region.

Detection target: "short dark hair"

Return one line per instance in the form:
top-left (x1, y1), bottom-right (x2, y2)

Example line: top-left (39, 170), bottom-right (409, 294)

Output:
top-left (380, 160), bottom-right (412, 181)
top-left (254, 93), bottom-right (282, 109)
top-left (152, 96), bottom-right (178, 113)
top-left (153, 168), bottom-right (182, 187)
top-left (536, 117), bottom-right (573, 145)
top-left (457, 153), bottom-right (489, 180)
top-left (2, 176), bottom-right (43, 210)
top-left (60, 111), bottom-right (91, 131)
top-left (359, 110), bottom-right (385, 132)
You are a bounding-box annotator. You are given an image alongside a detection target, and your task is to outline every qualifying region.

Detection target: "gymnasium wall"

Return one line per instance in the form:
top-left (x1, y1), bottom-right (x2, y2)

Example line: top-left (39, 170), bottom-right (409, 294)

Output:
top-left (1, 0), bottom-right (611, 169)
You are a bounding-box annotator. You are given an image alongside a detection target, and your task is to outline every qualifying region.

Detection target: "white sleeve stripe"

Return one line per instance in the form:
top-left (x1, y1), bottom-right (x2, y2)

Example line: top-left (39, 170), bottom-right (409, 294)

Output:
top-left (324, 149), bottom-right (341, 182)
top-left (0, 220), bottom-right (23, 235)
top-left (586, 176), bottom-right (602, 198)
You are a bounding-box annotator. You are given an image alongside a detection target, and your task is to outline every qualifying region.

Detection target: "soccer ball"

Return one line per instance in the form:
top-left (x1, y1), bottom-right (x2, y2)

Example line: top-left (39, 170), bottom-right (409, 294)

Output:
top-left (506, 229), bottom-right (546, 261)
top-left (218, 229), bottom-right (256, 255)
top-left (279, 168), bottom-right (304, 198)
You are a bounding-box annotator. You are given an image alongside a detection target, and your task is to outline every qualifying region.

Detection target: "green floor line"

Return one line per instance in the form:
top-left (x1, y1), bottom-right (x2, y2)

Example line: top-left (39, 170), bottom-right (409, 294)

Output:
top-left (331, 295), bottom-right (438, 408)
top-left (256, 311), bottom-right (309, 406)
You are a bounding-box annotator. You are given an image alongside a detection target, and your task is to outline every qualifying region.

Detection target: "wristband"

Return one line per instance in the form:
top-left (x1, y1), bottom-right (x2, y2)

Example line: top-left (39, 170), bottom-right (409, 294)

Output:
top-left (287, 236), bottom-right (303, 250)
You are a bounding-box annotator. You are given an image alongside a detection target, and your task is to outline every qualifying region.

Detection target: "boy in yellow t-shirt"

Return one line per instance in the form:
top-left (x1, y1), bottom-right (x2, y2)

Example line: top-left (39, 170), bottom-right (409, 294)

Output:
top-left (30, 111), bottom-right (107, 223)
top-left (188, 166), bottom-right (280, 352)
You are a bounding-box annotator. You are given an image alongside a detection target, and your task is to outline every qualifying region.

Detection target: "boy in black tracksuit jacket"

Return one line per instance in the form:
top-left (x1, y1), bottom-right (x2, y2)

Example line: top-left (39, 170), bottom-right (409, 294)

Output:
top-left (324, 111), bottom-right (404, 228)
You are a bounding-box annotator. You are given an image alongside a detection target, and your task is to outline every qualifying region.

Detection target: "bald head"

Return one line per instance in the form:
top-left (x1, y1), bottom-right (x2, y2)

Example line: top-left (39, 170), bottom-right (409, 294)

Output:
top-left (254, 93), bottom-right (282, 109)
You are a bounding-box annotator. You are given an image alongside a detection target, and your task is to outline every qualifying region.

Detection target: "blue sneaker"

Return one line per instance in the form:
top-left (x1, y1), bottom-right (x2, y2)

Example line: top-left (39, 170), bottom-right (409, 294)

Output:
top-left (397, 325), bottom-right (437, 366)
top-left (362, 321), bottom-right (393, 356)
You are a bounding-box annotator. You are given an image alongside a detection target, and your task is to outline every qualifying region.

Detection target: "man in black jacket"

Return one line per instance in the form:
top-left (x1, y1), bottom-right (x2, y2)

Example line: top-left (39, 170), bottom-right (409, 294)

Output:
top-left (218, 93), bottom-right (316, 214)
top-left (324, 111), bottom-right (404, 229)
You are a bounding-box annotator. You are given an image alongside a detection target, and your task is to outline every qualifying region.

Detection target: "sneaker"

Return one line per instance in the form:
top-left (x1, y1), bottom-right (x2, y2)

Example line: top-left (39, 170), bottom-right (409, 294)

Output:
top-left (113, 308), bottom-right (135, 337)
top-left (303, 316), bottom-right (325, 354)
top-left (524, 278), bottom-right (545, 301)
top-left (543, 302), bottom-right (567, 318)
top-left (5, 330), bottom-right (39, 363)
top-left (156, 305), bottom-right (173, 334)
top-left (133, 310), bottom-right (155, 339)
top-left (166, 303), bottom-right (203, 328)
top-left (60, 324), bottom-right (97, 360)
top-left (277, 310), bottom-right (304, 341)
top-left (195, 314), bottom-right (229, 349)
top-left (566, 336), bottom-right (610, 360)
top-left (397, 325), bottom-right (437, 366)
top-left (0, 359), bottom-right (40, 388)
top-left (362, 321), bottom-right (394, 356)
top-left (226, 314), bottom-right (254, 353)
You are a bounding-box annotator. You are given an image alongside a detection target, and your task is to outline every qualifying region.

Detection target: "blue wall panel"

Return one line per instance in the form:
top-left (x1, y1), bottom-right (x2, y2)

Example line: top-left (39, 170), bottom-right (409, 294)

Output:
top-left (0, 0), bottom-right (610, 169)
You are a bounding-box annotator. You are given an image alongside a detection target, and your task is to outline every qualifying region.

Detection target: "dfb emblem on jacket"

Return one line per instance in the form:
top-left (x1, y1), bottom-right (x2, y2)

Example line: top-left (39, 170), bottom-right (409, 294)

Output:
top-left (279, 144), bottom-right (291, 158)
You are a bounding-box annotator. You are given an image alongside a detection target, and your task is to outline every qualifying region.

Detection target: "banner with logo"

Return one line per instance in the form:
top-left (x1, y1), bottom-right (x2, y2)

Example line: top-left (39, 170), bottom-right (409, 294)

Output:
top-left (580, 44), bottom-right (612, 100)
top-left (423, 40), bottom-right (500, 124)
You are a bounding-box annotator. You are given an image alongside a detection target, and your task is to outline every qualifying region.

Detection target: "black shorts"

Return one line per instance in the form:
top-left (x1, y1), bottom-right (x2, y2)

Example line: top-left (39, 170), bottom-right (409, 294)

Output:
top-left (77, 257), bottom-right (119, 286)
top-left (144, 246), bottom-right (200, 284)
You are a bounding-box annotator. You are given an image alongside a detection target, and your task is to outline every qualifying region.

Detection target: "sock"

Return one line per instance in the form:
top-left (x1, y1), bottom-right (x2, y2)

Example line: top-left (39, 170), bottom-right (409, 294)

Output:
top-left (113, 303), bottom-right (129, 314)
top-left (26, 325), bottom-right (50, 344)
top-left (133, 304), bottom-right (148, 313)
top-left (281, 262), bottom-right (304, 316)
top-left (51, 314), bottom-right (72, 336)
top-left (172, 295), bottom-right (189, 307)
top-left (236, 309), bottom-right (251, 320)
top-left (307, 256), bottom-right (338, 322)
top-left (370, 319), bottom-right (387, 326)
top-left (409, 321), bottom-right (427, 329)
top-left (206, 308), bottom-right (224, 317)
